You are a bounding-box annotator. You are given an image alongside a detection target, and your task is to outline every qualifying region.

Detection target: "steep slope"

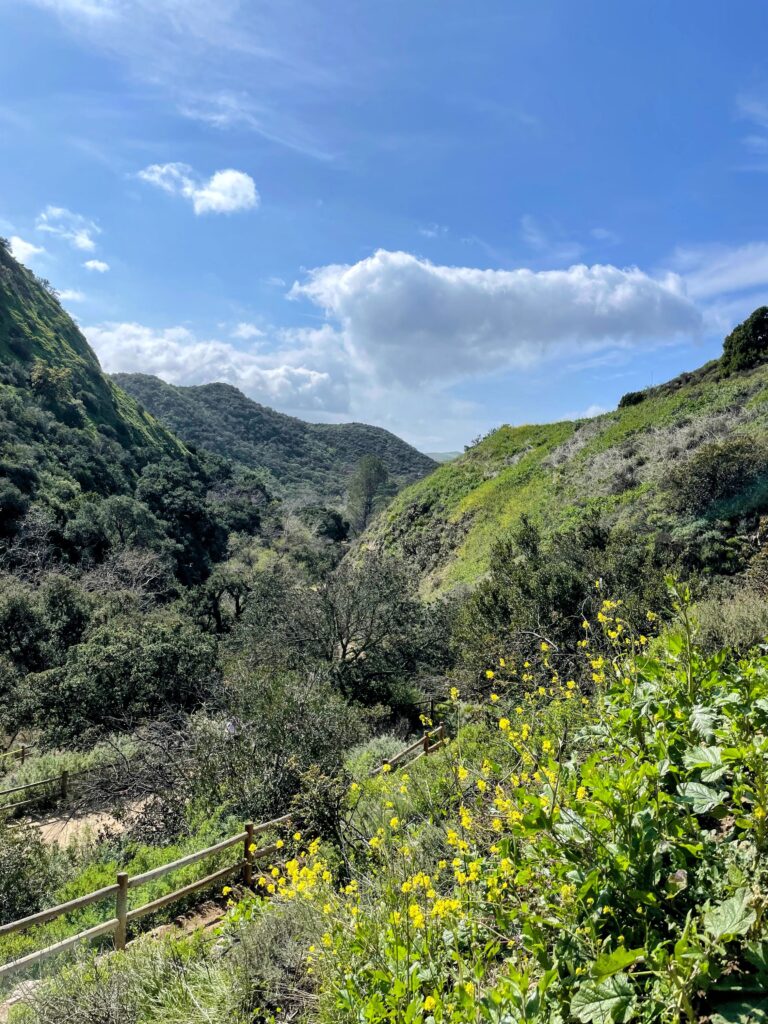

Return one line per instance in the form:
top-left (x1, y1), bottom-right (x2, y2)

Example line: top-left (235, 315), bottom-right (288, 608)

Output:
top-left (114, 373), bottom-right (437, 504)
top-left (0, 242), bottom-right (195, 541)
top-left (368, 323), bottom-right (768, 596)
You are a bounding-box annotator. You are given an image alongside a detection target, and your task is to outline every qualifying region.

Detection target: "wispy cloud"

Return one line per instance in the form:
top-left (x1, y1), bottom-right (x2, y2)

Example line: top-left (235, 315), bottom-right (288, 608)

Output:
top-left (418, 223), bottom-right (448, 239)
top-left (520, 214), bottom-right (584, 263)
top-left (36, 205), bottom-right (100, 251)
top-left (84, 258), bottom-right (110, 272)
top-left (735, 90), bottom-right (768, 168)
top-left (673, 241), bottom-right (768, 299)
top-left (231, 322), bottom-right (265, 340)
top-left (59, 288), bottom-right (86, 301)
top-left (21, 0), bottom-right (345, 160)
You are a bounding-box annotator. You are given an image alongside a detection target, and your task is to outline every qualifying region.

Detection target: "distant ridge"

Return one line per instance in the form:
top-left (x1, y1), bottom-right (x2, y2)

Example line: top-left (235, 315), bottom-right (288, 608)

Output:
top-left (114, 373), bottom-right (436, 505)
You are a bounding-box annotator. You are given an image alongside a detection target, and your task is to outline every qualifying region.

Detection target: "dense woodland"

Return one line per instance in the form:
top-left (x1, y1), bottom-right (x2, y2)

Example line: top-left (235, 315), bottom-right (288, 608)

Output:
top-left (2, 240), bottom-right (768, 1023)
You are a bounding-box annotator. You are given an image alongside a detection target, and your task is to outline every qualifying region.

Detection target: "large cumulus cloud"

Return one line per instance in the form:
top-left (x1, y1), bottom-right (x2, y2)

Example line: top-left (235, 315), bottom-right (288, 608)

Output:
top-left (291, 250), bottom-right (701, 386)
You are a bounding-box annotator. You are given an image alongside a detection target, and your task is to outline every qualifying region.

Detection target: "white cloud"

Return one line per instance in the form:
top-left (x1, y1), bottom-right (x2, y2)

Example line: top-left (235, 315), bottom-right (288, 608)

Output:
top-left (84, 258), bottom-right (110, 272)
top-left (291, 249), bottom-right (701, 388)
top-left (36, 206), bottom-right (100, 251)
top-left (59, 289), bottom-right (86, 301)
top-left (674, 242), bottom-right (768, 300)
top-left (591, 227), bottom-right (620, 245)
top-left (138, 162), bottom-right (259, 214)
top-left (86, 322), bottom-right (349, 413)
top-left (231, 322), bottom-right (265, 340)
top-left (520, 215), bottom-right (584, 262)
top-left (10, 236), bottom-right (46, 265)
top-left (418, 223), bottom-right (448, 239)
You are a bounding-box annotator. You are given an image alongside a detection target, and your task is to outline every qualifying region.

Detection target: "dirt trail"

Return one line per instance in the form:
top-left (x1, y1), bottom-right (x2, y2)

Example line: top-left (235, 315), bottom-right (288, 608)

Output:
top-left (29, 798), bottom-right (148, 847)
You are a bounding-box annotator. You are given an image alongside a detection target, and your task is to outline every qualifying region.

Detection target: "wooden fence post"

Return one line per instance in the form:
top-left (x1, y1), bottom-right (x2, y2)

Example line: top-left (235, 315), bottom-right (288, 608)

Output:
top-left (423, 732), bottom-right (430, 755)
top-left (59, 770), bottom-right (69, 801)
top-left (115, 872), bottom-right (128, 951)
top-left (20, 745), bottom-right (27, 765)
top-left (243, 822), bottom-right (254, 887)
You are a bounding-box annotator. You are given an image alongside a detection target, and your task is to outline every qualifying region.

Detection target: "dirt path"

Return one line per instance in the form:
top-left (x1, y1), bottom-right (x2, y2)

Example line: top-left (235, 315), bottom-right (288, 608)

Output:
top-left (29, 798), bottom-right (148, 847)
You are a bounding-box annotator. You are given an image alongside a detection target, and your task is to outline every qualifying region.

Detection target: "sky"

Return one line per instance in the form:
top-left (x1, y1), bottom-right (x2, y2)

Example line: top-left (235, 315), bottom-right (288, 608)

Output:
top-left (3, 1), bottom-right (768, 450)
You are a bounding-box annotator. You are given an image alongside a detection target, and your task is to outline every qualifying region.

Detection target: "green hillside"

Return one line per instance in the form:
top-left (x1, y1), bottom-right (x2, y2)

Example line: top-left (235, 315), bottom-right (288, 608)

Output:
top-left (114, 373), bottom-right (437, 505)
top-left (369, 315), bottom-right (768, 597)
top-left (0, 243), bottom-right (184, 461)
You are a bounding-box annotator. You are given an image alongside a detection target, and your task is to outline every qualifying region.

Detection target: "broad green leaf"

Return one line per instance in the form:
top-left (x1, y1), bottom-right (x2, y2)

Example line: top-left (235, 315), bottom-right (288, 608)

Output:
top-left (745, 940), bottom-right (768, 973)
top-left (710, 997), bottom-right (768, 1024)
top-left (684, 745), bottom-right (726, 781)
top-left (593, 947), bottom-right (645, 980)
top-left (677, 781), bottom-right (726, 813)
top-left (704, 891), bottom-right (756, 939)
top-left (571, 974), bottom-right (634, 1024)
top-left (691, 704), bottom-right (717, 739)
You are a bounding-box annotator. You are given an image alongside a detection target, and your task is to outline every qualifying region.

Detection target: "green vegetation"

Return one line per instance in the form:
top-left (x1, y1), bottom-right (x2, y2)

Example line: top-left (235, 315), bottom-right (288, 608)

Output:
top-left (4, 250), bottom-right (768, 1024)
top-left (12, 588), bottom-right (768, 1024)
top-left (369, 313), bottom-right (768, 598)
top-left (114, 372), bottom-right (436, 506)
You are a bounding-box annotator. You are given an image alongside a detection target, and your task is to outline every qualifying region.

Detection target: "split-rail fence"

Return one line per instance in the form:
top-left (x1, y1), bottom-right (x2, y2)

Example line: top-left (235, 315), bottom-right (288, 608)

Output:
top-left (0, 724), bottom-right (447, 981)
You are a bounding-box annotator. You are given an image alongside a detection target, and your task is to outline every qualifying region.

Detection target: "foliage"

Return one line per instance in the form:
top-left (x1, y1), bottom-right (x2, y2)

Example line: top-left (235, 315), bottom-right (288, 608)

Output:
top-left (722, 306), bottom-right (768, 374)
top-left (664, 435), bottom-right (768, 517)
top-left (28, 609), bottom-right (219, 745)
top-left (453, 514), bottom-right (667, 681)
top-left (0, 821), bottom-right (66, 924)
top-left (346, 454), bottom-right (393, 533)
top-left (299, 586), bottom-right (768, 1024)
top-left (13, 585), bottom-right (768, 1024)
top-left (115, 372), bottom-right (436, 506)
top-left (231, 553), bottom-right (452, 703)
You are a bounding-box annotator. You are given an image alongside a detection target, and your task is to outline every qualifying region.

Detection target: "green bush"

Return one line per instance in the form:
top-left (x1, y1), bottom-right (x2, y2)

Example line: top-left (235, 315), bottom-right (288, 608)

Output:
top-left (664, 434), bottom-right (768, 517)
top-left (721, 305), bottom-right (768, 373)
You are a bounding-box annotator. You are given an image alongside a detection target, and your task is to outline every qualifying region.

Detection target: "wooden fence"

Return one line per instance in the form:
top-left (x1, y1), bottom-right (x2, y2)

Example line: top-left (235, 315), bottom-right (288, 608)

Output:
top-left (0, 812), bottom-right (292, 981)
top-left (374, 724), bottom-right (446, 775)
top-left (0, 724), bottom-right (448, 982)
top-left (0, 745), bottom-right (33, 773)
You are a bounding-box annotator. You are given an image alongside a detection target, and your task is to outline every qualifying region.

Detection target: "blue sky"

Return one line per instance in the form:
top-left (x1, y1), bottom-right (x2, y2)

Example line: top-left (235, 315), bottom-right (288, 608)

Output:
top-left (3, 1), bottom-right (768, 450)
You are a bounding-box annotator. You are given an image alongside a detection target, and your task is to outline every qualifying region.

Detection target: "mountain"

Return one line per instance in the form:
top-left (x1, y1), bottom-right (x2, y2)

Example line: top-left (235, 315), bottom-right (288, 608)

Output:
top-left (113, 373), bottom-right (437, 505)
top-left (367, 310), bottom-right (768, 597)
top-left (0, 242), bottom-right (194, 538)
top-left (424, 451), bottom-right (462, 463)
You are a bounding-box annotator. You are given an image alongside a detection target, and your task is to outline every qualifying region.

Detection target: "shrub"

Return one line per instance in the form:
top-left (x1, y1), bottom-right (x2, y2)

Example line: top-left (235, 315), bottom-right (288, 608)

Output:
top-left (617, 388), bottom-right (646, 408)
top-left (664, 434), bottom-right (768, 516)
top-left (721, 305), bottom-right (768, 373)
top-left (0, 822), bottom-right (65, 924)
top-left (693, 587), bottom-right (768, 653)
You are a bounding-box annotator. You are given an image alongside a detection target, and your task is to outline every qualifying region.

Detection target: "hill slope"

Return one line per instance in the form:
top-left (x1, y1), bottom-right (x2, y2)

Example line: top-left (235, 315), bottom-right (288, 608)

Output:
top-left (0, 243), bottom-right (191, 523)
top-left (368, 335), bottom-right (768, 596)
top-left (114, 373), bottom-right (437, 504)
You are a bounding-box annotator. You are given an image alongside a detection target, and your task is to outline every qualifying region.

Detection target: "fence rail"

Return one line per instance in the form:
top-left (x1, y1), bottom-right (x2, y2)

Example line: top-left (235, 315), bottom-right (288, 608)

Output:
top-left (0, 745), bottom-right (33, 770)
top-left (0, 812), bottom-right (292, 981)
top-left (0, 724), bottom-right (448, 982)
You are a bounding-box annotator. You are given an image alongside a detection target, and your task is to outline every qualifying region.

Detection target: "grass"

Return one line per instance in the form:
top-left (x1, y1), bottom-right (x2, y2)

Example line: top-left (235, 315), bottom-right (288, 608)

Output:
top-left (370, 355), bottom-right (768, 597)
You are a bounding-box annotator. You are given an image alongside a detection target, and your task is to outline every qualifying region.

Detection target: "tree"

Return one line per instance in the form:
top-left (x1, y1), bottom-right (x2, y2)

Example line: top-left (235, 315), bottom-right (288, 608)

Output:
top-left (346, 456), bottom-right (392, 533)
top-left (30, 610), bottom-right (218, 744)
top-left (232, 554), bottom-right (451, 703)
top-left (721, 307), bottom-right (768, 374)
